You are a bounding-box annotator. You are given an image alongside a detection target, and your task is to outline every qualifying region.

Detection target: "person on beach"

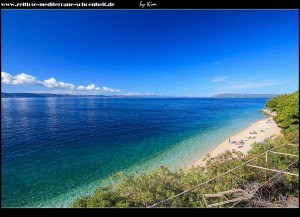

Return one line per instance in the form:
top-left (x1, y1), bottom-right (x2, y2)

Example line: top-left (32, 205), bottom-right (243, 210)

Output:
top-left (229, 138), bottom-right (231, 143)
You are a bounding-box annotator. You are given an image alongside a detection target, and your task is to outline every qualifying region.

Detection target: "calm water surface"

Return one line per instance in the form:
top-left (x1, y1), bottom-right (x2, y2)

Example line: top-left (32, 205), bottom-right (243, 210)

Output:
top-left (1, 97), bottom-right (268, 207)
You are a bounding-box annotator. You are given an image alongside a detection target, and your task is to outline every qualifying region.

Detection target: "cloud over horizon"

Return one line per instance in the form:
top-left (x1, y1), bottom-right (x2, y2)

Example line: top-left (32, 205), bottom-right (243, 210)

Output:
top-left (208, 76), bottom-right (227, 83)
top-left (229, 80), bottom-right (278, 90)
top-left (124, 92), bottom-right (154, 96)
top-left (1, 72), bottom-right (75, 89)
top-left (43, 77), bottom-right (75, 89)
top-left (76, 84), bottom-right (121, 92)
top-left (2, 72), bottom-right (42, 86)
top-left (1, 72), bottom-right (121, 93)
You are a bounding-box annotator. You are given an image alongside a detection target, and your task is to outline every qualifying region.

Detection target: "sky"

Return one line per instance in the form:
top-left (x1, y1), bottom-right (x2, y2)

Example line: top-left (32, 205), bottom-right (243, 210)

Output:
top-left (1, 10), bottom-right (299, 96)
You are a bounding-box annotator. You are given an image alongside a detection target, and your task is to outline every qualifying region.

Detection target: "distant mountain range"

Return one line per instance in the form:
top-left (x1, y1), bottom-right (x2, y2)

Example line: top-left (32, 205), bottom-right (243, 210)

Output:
top-left (212, 93), bottom-right (278, 98)
top-left (1, 92), bottom-right (108, 98)
top-left (1, 92), bottom-right (278, 98)
top-left (1, 92), bottom-right (158, 98)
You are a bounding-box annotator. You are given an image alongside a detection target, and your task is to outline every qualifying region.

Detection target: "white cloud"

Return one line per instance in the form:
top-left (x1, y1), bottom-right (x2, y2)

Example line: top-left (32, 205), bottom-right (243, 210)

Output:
top-left (208, 76), bottom-right (227, 83)
top-left (43, 78), bottom-right (75, 89)
top-left (77, 85), bottom-right (86, 90)
top-left (43, 78), bottom-right (58, 88)
top-left (102, 86), bottom-right (110, 91)
top-left (1, 72), bottom-right (122, 93)
top-left (123, 92), bottom-right (154, 96)
top-left (75, 84), bottom-right (121, 92)
top-left (86, 84), bottom-right (97, 90)
top-left (2, 72), bottom-right (74, 89)
top-left (25, 90), bottom-right (79, 95)
top-left (77, 84), bottom-right (100, 91)
top-left (210, 79), bottom-right (292, 96)
top-left (14, 73), bottom-right (41, 85)
top-left (125, 92), bottom-right (142, 96)
top-left (59, 82), bottom-right (75, 89)
top-left (102, 86), bottom-right (121, 92)
top-left (1, 72), bottom-right (42, 85)
top-left (229, 80), bottom-right (277, 90)
top-left (1, 72), bottom-right (14, 84)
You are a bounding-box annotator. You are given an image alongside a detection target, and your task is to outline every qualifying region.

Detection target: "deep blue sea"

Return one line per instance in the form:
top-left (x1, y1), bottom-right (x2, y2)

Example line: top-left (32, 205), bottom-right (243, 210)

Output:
top-left (1, 97), bottom-right (268, 207)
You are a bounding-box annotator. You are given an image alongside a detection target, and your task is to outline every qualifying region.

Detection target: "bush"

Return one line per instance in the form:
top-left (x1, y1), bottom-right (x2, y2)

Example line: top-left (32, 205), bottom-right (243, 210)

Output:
top-left (72, 131), bottom-right (299, 208)
top-left (266, 91), bottom-right (299, 133)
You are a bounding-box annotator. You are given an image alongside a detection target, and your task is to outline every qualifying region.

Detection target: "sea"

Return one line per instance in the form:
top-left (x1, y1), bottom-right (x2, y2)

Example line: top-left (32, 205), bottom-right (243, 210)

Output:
top-left (1, 97), bottom-right (268, 207)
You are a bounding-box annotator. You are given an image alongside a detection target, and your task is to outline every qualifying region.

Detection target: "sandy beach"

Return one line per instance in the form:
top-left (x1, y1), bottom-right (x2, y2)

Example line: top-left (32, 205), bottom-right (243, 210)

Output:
top-left (190, 117), bottom-right (281, 168)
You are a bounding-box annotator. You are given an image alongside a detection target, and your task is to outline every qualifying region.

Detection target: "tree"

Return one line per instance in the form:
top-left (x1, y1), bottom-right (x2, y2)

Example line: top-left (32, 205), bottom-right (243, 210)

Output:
top-left (266, 91), bottom-right (299, 133)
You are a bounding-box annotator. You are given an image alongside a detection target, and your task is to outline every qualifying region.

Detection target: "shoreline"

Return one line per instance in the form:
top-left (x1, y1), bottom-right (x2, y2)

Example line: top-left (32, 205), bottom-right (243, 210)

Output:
top-left (187, 116), bottom-right (281, 168)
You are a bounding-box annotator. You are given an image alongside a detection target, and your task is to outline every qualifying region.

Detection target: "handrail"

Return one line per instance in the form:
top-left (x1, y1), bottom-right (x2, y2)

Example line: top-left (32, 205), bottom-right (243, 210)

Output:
top-left (148, 143), bottom-right (298, 208)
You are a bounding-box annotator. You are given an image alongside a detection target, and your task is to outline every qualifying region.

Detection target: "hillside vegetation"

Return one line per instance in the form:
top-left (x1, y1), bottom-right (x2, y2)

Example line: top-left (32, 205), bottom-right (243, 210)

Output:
top-left (72, 92), bottom-right (299, 208)
top-left (266, 91), bottom-right (299, 133)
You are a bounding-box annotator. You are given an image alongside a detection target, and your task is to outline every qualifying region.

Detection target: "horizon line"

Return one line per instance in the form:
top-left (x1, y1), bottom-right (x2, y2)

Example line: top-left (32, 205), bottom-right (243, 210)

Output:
top-left (1, 92), bottom-right (281, 98)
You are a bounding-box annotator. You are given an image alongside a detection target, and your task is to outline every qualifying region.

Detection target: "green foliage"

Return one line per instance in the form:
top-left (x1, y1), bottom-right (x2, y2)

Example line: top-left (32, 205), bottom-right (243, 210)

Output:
top-left (72, 131), bottom-right (299, 208)
top-left (266, 96), bottom-right (279, 111)
top-left (266, 91), bottom-right (299, 133)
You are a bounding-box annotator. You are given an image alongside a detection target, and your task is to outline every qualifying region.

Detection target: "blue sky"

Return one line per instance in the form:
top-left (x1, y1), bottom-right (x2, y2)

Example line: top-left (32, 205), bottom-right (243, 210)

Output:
top-left (1, 10), bottom-right (299, 96)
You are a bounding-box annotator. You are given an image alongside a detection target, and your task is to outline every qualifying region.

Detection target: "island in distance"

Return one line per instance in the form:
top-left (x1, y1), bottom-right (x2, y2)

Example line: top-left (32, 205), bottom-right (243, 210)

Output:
top-left (212, 93), bottom-right (278, 98)
top-left (1, 92), bottom-right (278, 98)
top-left (1, 92), bottom-right (159, 98)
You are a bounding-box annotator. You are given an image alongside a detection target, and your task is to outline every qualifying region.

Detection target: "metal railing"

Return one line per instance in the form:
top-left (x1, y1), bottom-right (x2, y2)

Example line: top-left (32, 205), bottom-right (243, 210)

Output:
top-left (148, 142), bottom-right (299, 208)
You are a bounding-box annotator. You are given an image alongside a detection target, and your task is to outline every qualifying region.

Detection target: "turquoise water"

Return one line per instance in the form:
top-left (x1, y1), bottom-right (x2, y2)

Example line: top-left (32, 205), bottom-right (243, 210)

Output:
top-left (1, 97), bottom-right (268, 207)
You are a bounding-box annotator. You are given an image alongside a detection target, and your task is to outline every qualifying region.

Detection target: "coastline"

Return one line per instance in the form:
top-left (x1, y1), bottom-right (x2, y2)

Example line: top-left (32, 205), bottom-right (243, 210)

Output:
top-left (188, 116), bottom-right (281, 168)
top-left (260, 108), bottom-right (277, 117)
